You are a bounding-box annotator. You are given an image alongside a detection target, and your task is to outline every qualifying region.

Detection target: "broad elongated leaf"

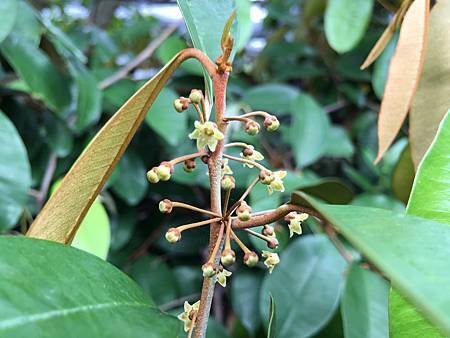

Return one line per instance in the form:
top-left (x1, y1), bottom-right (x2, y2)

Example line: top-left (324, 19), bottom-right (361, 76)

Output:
top-left (389, 110), bottom-right (450, 337)
top-left (341, 264), bottom-right (389, 338)
top-left (0, 0), bottom-right (18, 43)
top-left (0, 111), bottom-right (31, 232)
top-left (260, 235), bottom-right (346, 338)
top-left (0, 236), bottom-right (179, 337)
top-left (372, 33), bottom-right (398, 99)
top-left (409, 0), bottom-right (450, 168)
top-left (27, 51), bottom-right (195, 243)
top-left (241, 83), bottom-right (299, 115)
top-left (324, 0), bottom-right (374, 53)
top-left (391, 144), bottom-right (415, 204)
top-left (375, 0), bottom-right (430, 163)
top-left (291, 192), bottom-right (450, 335)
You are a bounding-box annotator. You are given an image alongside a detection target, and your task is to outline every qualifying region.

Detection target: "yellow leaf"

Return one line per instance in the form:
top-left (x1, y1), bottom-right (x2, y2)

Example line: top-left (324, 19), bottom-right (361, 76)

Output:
top-left (375, 0), bottom-right (430, 163)
top-left (360, 0), bottom-right (413, 70)
top-left (27, 50), bottom-right (197, 243)
top-left (409, 0), bottom-right (450, 168)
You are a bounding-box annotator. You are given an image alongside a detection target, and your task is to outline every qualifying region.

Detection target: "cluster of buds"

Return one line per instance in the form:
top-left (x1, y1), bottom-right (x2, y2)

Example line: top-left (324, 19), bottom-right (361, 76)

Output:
top-left (173, 89), bottom-right (203, 113)
top-left (146, 162), bottom-right (173, 183)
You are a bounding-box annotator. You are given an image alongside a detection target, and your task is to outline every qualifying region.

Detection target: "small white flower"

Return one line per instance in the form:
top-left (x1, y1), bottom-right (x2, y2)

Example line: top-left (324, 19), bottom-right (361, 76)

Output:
top-left (267, 170), bottom-right (286, 194)
top-left (177, 300), bottom-right (200, 332)
top-left (287, 212), bottom-right (309, 237)
top-left (240, 145), bottom-right (264, 168)
top-left (216, 268), bottom-right (232, 287)
top-left (189, 121), bottom-right (224, 152)
top-left (262, 251), bottom-right (280, 274)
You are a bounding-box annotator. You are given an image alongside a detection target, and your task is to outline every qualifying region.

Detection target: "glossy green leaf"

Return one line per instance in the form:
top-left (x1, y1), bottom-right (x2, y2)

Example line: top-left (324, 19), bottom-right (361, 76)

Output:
top-left (146, 87), bottom-right (188, 146)
top-left (325, 0), bottom-right (374, 53)
top-left (290, 93), bottom-right (330, 167)
top-left (232, 271), bottom-right (263, 334)
top-left (324, 126), bottom-right (355, 158)
top-left (111, 150), bottom-right (148, 206)
top-left (11, 1), bottom-right (41, 46)
top-left (392, 144), bottom-right (415, 204)
top-left (291, 192), bottom-right (450, 335)
top-left (292, 178), bottom-right (354, 205)
top-left (43, 113), bottom-right (74, 158)
top-left (129, 255), bottom-right (178, 305)
top-left (0, 111), bottom-right (31, 232)
top-left (0, 236), bottom-right (179, 337)
top-left (389, 111), bottom-right (450, 337)
top-left (236, 0), bottom-right (252, 50)
top-left (351, 193), bottom-right (404, 212)
top-left (241, 83), bottom-right (299, 115)
top-left (260, 235), bottom-right (346, 338)
top-left (372, 34), bottom-right (398, 99)
top-left (71, 198), bottom-right (110, 260)
top-left (341, 264), bottom-right (389, 338)
top-left (0, 0), bottom-right (18, 43)
top-left (1, 36), bottom-right (71, 113)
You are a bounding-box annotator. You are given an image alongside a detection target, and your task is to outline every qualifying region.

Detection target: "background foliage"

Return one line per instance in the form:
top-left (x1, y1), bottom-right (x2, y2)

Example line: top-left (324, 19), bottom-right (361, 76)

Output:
top-left (0, 0), bottom-right (447, 337)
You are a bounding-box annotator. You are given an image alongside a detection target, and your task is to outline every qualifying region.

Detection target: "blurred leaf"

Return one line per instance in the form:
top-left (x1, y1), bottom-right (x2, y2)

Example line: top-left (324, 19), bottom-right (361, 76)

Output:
top-left (236, 0), bottom-right (252, 50)
top-left (241, 83), bottom-right (299, 115)
top-left (69, 61), bottom-right (102, 131)
top-left (324, 126), bottom-right (354, 158)
top-left (351, 193), bottom-right (404, 212)
top-left (0, 237), bottom-right (179, 337)
top-left (341, 264), bottom-right (389, 338)
top-left (71, 198), bottom-right (110, 260)
top-left (372, 33), bottom-right (398, 99)
top-left (110, 208), bottom-right (136, 251)
top-left (0, 0), bottom-right (18, 43)
top-left (146, 87), bottom-right (188, 146)
top-left (26, 51), bottom-right (186, 243)
top-left (260, 235), bottom-right (346, 338)
top-left (267, 293), bottom-right (276, 338)
top-left (111, 150), bottom-right (148, 206)
top-left (291, 192), bottom-right (450, 335)
top-left (129, 255), bottom-right (178, 305)
top-left (102, 78), bottom-right (138, 112)
top-left (324, 0), bottom-right (374, 53)
top-left (0, 111), bottom-right (31, 232)
top-left (43, 113), bottom-right (74, 158)
top-left (232, 271), bottom-right (264, 334)
top-left (289, 93), bottom-right (330, 167)
top-left (410, 0), bottom-right (450, 168)
top-left (294, 178), bottom-right (354, 205)
top-left (172, 266), bottom-right (203, 296)
top-left (312, 310), bottom-right (344, 338)
top-left (392, 144), bottom-right (415, 204)
top-left (11, 1), bottom-right (41, 46)
top-left (1, 35), bottom-right (71, 113)
top-left (207, 319), bottom-right (231, 338)
top-left (375, 0), bottom-right (430, 162)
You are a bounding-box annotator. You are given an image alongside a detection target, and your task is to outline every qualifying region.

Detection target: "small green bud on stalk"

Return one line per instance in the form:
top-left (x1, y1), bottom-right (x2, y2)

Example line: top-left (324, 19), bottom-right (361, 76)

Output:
top-left (220, 249), bottom-right (236, 266)
top-left (267, 237), bottom-right (279, 249)
top-left (202, 262), bottom-right (216, 278)
top-left (183, 159), bottom-right (196, 172)
top-left (243, 251), bottom-right (259, 267)
top-left (156, 162), bottom-right (173, 181)
top-left (221, 175), bottom-right (235, 190)
top-left (189, 89), bottom-right (203, 104)
top-left (146, 168), bottom-right (159, 183)
top-left (264, 115), bottom-right (280, 131)
top-left (173, 99), bottom-right (184, 113)
top-left (236, 201), bottom-right (252, 221)
top-left (259, 170), bottom-right (275, 185)
top-left (262, 224), bottom-right (275, 237)
top-left (165, 228), bottom-right (181, 243)
top-left (244, 120), bottom-right (260, 135)
top-left (159, 199), bottom-right (173, 213)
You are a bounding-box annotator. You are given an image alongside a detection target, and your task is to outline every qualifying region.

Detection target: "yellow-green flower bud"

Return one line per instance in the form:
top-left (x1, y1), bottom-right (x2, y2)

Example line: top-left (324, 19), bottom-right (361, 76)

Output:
top-left (259, 170), bottom-right (275, 185)
top-left (237, 201), bottom-right (252, 221)
top-left (183, 159), bottom-right (196, 173)
top-left (244, 120), bottom-right (260, 135)
top-left (173, 99), bottom-right (184, 113)
top-left (221, 175), bottom-right (235, 190)
top-left (146, 168), bottom-right (159, 183)
top-left (220, 249), bottom-right (236, 266)
top-left (244, 251), bottom-right (259, 267)
top-left (264, 115), bottom-right (280, 131)
top-left (156, 162), bottom-right (173, 181)
top-left (189, 89), bottom-right (203, 104)
top-left (165, 228), bottom-right (181, 243)
top-left (159, 199), bottom-right (173, 213)
top-left (202, 262), bottom-right (216, 278)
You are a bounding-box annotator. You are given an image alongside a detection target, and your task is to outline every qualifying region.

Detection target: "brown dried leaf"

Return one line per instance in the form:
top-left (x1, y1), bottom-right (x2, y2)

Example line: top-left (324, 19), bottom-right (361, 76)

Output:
top-left (375, 0), bottom-right (430, 163)
top-left (409, 0), bottom-right (450, 168)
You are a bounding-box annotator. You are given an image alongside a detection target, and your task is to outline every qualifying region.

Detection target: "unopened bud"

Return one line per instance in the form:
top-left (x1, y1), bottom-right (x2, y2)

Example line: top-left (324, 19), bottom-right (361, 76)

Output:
top-left (156, 162), bottom-right (173, 181)
top-left (173, 99), bottom-right (184, 113)
top-left (189, 89), bottom-right (203, 104)
top-left (264, 115), bottom-right (280, 131)
top-left (183, 159), bottom-right (196, 173)
top-left (146, 168), bottom-right (159, 183)
top-left (221, 249), bottom-right (236, 266)
top-left (202, 262), bottom-right (216, 278)
top-left (267, 238), bottom-right (279, 249)
top-left (242, 147), bottom-right (254, 157)
top-left (244, 120), bottom-right (260, 135)
top-left (244, 251), bottom-right (259, 267)
top-left (165, 228), bottom-right (181, 243)
top-left (201, 155), bottom-right (209, 164)
top-left (159, 199), bottom-right (173, 213)
top-left (237, 201), bottom-right (252, 221)
top-left (259, 170), bottom-right (275, 185)
top-left (262, 225), bottom-right (275, 237)
top-left (221, 175), bottom-right (235, 190)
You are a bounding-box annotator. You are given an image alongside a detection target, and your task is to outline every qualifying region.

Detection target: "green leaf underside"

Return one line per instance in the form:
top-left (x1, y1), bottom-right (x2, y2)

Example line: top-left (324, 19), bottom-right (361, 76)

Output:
top-left (260, 235), bottom-right (346, 338)
top-left (0, 111), bottom-right (31, 232)
top-left (0, 0), bottom-right (18, 44)
top-left (0, 236), bottom-right (179, 337)
top-left (291, 192), bottom-right (450, 335)
top-left (341, 263), bottom-right (389, 338)
top-left (389, 111), bottom-right (450, 337)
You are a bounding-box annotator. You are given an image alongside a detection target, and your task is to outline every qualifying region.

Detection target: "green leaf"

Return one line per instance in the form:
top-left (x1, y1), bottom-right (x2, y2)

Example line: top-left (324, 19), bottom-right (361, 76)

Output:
top-left (351, 193), bottom-right (405, 212)
top-left (43, 112), bottom-right (74, 158)
top-left (372, 33), bottom-right (399, 99)
top-left (71, 198), bottom-right (110, 260)
top-left (392, 143), bottom-right (415, 204)
top-left (11, 1), bottom-right (41, 46)
top-left (341, 264), bottom-right (389, 338)
top-left (241, 83), bottom-right (299, 115)
top-left (389, 111), bottom-right (450, 337)
top-left (324, 0), bottom-right (374, 53)
top-left (111, 150), bottom-right (148, 206)
top-left (267, 293), bottom-right (276, 338)
top-left (0, 236), bottom-right (179, 337)
top-left (231, 271), bottom-right (263, 334)
top-left (0, 111), bottom-right (31, 232)
top-left (291, 178), bottom-right (354, 205)
top-left (291, 192), bottom-right (450, 335)
top-left (146, 87), bottom-right (188, 146)
top-left (324, 126), bottom-right (355, 158)
top-left (1, 36), bottom-right (72, 113)
top-left (235, 0), bottom-right (252, 50)
top-left (129, 255), bottom-right (178, 305)
top-left (289, 93), bottom-right (330, 167)
top-left (0, 0), bottom-right (18, 43)
top-left (260, 235), bottom-right (346, 338)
